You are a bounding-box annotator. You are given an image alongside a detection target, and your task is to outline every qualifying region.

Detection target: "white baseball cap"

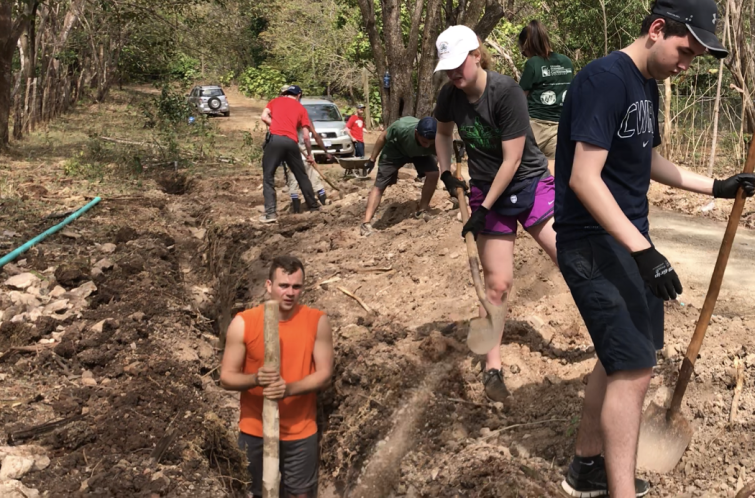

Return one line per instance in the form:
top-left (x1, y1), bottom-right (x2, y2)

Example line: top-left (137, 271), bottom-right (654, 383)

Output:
top-left (434, 25), bottom-right (480, 72)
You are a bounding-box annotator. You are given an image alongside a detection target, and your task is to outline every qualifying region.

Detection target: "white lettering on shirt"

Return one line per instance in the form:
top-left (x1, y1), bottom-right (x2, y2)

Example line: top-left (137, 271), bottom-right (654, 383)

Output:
top-left (617, 99), bottom-right (654, 139)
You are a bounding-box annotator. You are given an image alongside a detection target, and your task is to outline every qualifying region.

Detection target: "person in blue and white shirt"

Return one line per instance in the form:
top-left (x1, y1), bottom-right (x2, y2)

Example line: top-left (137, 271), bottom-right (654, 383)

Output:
top-left (555, 1), bottom-right (754, 496)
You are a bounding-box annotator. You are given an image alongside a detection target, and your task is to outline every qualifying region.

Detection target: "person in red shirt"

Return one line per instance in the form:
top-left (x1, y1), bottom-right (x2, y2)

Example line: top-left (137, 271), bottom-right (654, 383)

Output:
top-left (260, 86), bottom-right (332, 223)
top-left (220, 255), bottom-right (333, 498)
top-left (345, 104), bottom-right (366, 158)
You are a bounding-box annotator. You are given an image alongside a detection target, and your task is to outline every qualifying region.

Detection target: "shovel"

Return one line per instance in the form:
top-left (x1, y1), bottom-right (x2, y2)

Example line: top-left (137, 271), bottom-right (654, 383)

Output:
top-left (637, 137), bottom-right (755, 474)
top-left (451, 140), bottom-right (507, 355)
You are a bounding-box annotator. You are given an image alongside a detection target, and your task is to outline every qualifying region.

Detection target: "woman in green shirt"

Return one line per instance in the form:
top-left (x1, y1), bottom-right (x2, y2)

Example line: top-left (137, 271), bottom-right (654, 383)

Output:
top-left (518, 20), bottom-right (574, 162)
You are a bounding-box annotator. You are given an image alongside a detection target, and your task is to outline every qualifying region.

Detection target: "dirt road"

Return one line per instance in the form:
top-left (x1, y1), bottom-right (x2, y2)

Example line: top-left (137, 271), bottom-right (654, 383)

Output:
top-left (650, 208), bottom-right (755, 310)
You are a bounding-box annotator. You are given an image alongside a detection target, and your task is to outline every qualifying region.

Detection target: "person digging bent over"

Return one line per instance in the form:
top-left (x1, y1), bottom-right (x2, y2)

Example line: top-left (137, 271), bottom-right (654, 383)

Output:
top-left (360, 116), bottom-right (440, 236)
top-left (433, 25), bottom-right (559, 404)
top-left (259, 85), bottom-right (333, 224)
top-left (220, 256), bottom-right (334, 498)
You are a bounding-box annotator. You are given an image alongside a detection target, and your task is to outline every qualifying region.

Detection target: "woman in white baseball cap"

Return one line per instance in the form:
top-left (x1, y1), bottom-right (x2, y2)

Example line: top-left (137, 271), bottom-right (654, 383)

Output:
top-left (433, 25), bottom-right (558, 403)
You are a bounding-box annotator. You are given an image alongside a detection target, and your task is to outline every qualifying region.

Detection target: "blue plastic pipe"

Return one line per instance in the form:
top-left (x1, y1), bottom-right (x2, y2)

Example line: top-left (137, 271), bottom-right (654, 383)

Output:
top-left (0, 196), bottom-right (101, 269)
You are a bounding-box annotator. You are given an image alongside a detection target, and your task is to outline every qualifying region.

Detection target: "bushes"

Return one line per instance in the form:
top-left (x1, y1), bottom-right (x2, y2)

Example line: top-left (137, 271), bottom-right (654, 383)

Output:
top-left (238, 65), bottom-right (288, 99)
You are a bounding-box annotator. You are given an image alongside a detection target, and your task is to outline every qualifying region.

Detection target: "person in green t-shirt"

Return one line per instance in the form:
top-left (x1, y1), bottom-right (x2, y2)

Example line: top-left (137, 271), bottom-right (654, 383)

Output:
top-left (359, 116), bottom-right (439, 236)
top-left (518, 20), bottom-right (574, 163)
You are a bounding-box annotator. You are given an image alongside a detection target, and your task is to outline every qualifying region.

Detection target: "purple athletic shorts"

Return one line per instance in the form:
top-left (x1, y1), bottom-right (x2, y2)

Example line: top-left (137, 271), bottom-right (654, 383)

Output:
top-left (468, 176), bottom-right (555, 235)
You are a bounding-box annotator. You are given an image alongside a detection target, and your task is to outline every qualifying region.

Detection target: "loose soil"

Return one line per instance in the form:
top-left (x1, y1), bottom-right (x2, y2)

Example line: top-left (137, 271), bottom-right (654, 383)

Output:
top-left (1, 87), bottom-right (754, 497)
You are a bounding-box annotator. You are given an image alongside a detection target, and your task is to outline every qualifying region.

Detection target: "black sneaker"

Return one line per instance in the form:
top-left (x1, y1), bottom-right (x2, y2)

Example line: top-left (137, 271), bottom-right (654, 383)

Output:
top-left (482, 368), bottom-right (510, 402)
top-left (561, 456), bottom-right (650, 497)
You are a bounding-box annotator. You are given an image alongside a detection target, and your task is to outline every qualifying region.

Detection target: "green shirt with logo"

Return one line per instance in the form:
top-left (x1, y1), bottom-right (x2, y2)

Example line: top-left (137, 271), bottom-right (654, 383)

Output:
top-left (380, 116), bottom-right (436, 164)
top-left (519, 52), bottom-right (574, 122)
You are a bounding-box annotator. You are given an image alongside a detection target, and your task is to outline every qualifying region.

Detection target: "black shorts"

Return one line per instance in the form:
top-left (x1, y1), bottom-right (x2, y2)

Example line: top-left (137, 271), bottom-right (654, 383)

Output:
top-left (238, 431), bottom-right (319, 497)
top-left (374, 155), bottom-right (438, 189)
top-left (557, 234), bottom-right (664, 375)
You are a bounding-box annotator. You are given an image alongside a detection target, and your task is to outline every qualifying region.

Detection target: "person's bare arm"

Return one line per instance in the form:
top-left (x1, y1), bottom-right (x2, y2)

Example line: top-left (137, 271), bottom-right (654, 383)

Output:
top-left (219, 316), bottom-right (259, 391)
top-left (436, 121), bottom-right (455, 175)
top-left (569, 142), bottom-right (651, 253)
top-left (650, 149), bottom-right (713, 194)
top-left (261, 108), bottom-right (272, 127)
top-left (220, 315), bottom-right (283, 393)
top-left (302, 125), bottom-right (334, 162)
top-left (368, 130), bottom-right (389, 162)
top-left (263, 315), bottom-right (334, 400)
top-left (480, 136), bottom-right (526, 209)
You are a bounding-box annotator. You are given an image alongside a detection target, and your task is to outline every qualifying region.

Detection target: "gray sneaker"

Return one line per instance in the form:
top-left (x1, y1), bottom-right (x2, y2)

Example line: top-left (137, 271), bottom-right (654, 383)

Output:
top-left (483, 368), bottom-right (510, 402)
top-left (360, 222), bottom-right (373, 237)
top-left (259, 214), bottom-right (278, 224)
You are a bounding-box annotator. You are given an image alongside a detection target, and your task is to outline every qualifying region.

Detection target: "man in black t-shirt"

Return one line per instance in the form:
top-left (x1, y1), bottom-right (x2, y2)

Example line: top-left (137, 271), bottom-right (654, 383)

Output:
top-left (555, 1), bottom-right (755, 497)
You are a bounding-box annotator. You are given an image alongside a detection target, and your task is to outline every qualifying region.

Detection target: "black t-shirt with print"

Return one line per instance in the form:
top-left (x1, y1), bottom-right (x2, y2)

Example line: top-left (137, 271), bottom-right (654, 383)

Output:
top-left (554, 51), bottom-right (661, 243)
top-left (434, 71), bottom-right (548, 185)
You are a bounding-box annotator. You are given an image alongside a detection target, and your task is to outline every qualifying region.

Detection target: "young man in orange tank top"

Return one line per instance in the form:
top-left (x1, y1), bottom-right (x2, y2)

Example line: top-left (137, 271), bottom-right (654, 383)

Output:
top-left (220, 256), bottom-right (333, 498)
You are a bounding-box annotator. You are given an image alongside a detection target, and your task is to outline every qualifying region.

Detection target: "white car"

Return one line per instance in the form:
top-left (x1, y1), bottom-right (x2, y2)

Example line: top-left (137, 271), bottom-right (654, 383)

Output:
top-left (299, 98), bottom-right (354, 159)
top-left (187, 85), bottom-right (230, 117)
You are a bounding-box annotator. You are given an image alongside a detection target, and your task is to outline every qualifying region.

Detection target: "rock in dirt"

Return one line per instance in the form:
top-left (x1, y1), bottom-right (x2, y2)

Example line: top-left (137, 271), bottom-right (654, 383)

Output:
top-left (68, 281), bottom-right (97, 300)
top-left (0, 455), bottom-right (35, 480)
top-left (99, 243), bottom-right (117, 254)
top-left (81, 370), bottom-right (97, 386)
top-left (42, 299), bottom-right (69, 316)
top-left (8, 291), bottom-right (41, 309)
top-left (49, 285), bottom-right (67, 298)
top-left (0, 445), bottom-right (49, 470)
top-left (128, 311), bottom-right (146, 322)
top-left (189, 227), bottom-right (207, 240)
top-left (55, 263), bottom-right (90, 288)
top-left (0, 480), bottom-right (40, 498)
top-left (91, 258), bottom-right (114, 277)
top-left (91, 318), bottom-right (118, 334)
top-left (4, 272), bottom-right (40, 290)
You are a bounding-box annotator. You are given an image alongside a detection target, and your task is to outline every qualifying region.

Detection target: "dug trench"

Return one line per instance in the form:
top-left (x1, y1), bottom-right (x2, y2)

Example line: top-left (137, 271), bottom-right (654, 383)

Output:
top-left (2, 92), bottom-right (755, 497)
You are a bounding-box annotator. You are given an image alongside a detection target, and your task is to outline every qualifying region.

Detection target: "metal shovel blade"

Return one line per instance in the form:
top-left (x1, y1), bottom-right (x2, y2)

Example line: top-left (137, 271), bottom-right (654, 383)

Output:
top-left (636, 401), bottom-right (693, 474)
top-left (466, 301), bottom-right (506, 355)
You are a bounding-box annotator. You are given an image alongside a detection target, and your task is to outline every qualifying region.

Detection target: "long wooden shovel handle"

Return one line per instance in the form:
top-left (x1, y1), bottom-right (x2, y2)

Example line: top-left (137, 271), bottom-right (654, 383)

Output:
top-left (452, 141), bottom-right (493, 314)
top-left (669, 137), bottom-right (755, 416)
top-left (262, 301), bottom-right (281, 498)
top-left (309, 161), bottom-right (341, 192)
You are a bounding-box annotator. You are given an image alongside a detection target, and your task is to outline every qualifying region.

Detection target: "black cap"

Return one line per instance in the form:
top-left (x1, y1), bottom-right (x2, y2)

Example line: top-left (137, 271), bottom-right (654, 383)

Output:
top-left (283, 85), bottom-right (303, 96)
top-left (416, 117), bottom-right (437, 139)
top-left (652, 0), bottom-right (728, 59)
top-left (356, 104), bottom-right (366, 109)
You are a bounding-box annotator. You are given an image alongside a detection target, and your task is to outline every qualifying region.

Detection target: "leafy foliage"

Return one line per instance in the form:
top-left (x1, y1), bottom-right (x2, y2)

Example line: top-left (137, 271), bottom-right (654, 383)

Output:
top-left (238, 65), bottom-right (288, 99)
top-left (169, 53), bottom-right (202, 82)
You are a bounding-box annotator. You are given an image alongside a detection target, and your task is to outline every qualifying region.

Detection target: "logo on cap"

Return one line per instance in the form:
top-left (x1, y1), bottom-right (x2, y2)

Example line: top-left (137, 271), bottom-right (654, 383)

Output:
top-left (439, 42), bottom-right (449, 55)
top-left (712, 13), bottom-right (717, 25)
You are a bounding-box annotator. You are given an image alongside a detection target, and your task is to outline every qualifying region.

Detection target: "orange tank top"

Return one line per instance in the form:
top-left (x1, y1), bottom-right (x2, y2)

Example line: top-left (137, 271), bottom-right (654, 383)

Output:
top-left (237, 304), bottom-right (323, 441)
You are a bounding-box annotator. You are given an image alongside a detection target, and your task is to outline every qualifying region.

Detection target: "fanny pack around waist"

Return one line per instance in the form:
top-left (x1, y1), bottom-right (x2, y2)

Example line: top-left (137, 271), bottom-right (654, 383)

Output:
top-left (472, 172), bottom-right (548, 216)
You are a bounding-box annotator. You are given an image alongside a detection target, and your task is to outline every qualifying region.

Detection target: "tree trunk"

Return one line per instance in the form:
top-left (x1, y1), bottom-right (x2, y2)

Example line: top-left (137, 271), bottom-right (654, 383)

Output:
top-left (0, 40), bottom-right (13, 148)
top-left (707, 0), bottom-right (729, 177)
top-left (415, 0), bottom-right (443, 118)
top-left (358, 0), bottom-right (507, 125)
top-left (663, 78), bottom-right (672, 158)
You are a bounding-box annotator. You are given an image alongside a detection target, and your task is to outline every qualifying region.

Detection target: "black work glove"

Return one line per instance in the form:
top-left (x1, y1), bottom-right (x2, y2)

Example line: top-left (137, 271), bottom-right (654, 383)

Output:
top-left (712, 173), bottom-right (755, 198)
top-left (441, 170), bottom-right (468, 198)
top-left (631, 247), bottom-right (683, 301)
top-left (364, 159), bottom-right (375, 175)
top-left (462, 207), bottom-right (488, 240)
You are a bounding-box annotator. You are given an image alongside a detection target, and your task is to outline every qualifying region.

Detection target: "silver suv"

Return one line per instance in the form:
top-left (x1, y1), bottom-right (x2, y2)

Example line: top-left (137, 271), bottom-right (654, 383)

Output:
top-left (299, 98), bottom-right (354, 158)
top-left (187, 85), bottom-right (230, 116)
